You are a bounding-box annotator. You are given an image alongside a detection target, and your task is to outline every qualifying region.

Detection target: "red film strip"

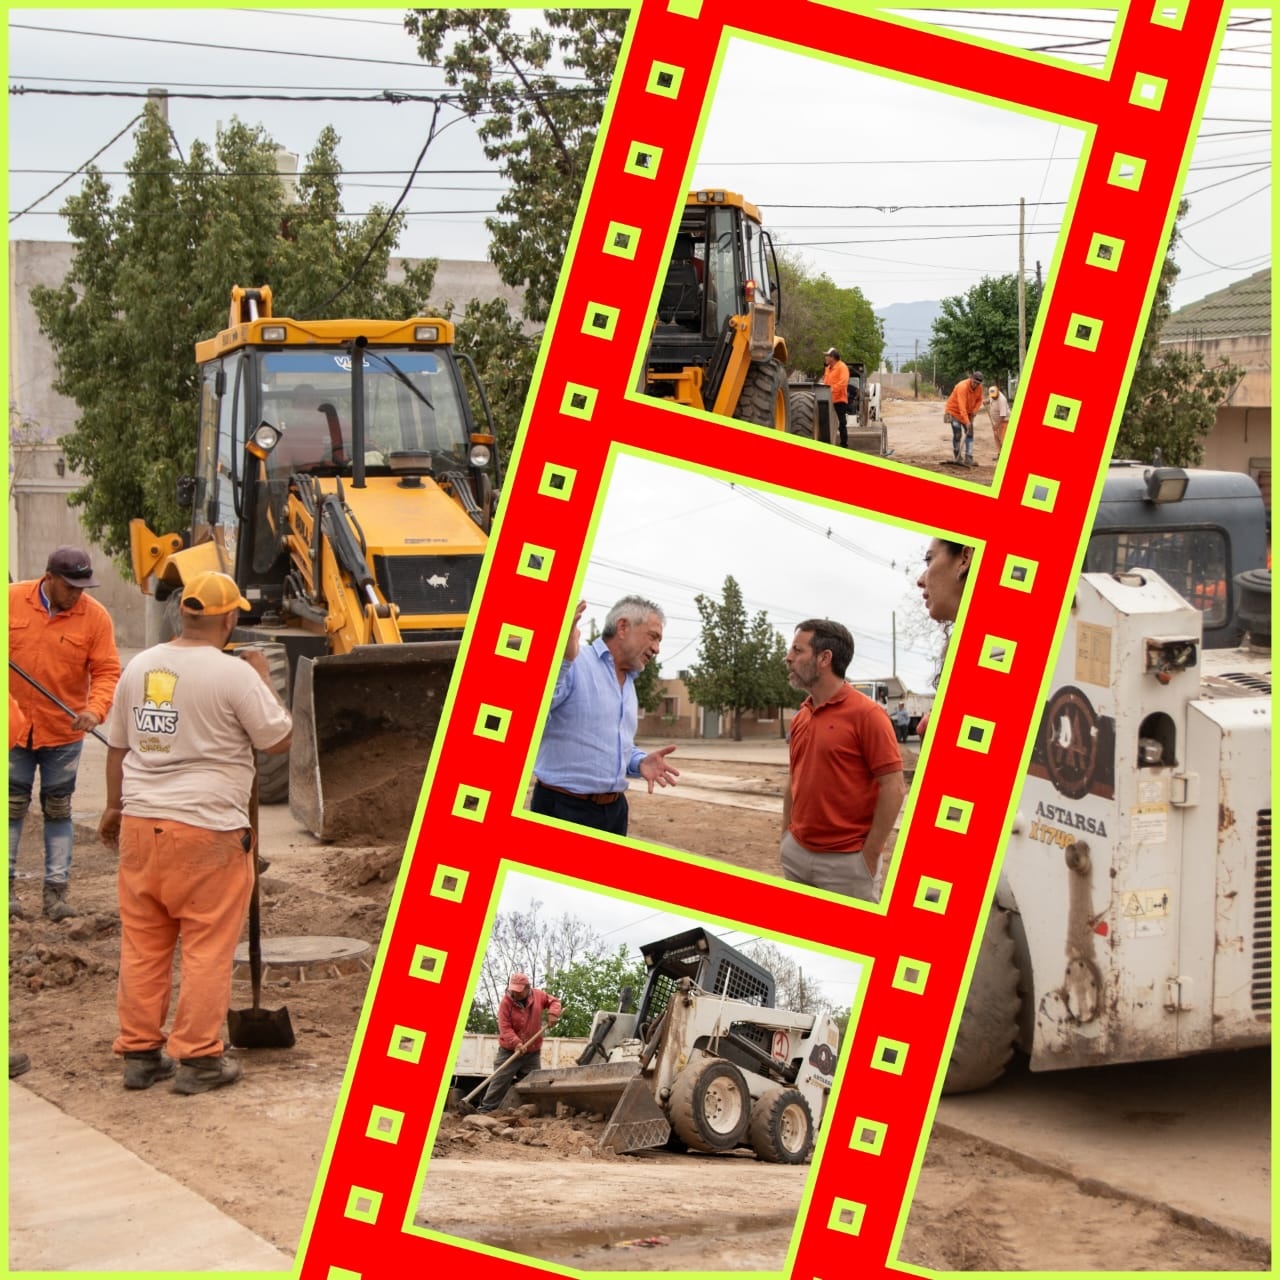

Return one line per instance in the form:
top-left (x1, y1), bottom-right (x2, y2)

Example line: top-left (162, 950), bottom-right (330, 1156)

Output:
top-left (297, 2), bottom-right (1226, 1276)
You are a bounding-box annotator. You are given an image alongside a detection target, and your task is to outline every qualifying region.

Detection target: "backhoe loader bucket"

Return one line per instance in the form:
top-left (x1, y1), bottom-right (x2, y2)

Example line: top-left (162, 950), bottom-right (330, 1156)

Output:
top-left (514, 1062), bottom-right (671, 1154)
top-left (289, 640), bottom-right (458, 843)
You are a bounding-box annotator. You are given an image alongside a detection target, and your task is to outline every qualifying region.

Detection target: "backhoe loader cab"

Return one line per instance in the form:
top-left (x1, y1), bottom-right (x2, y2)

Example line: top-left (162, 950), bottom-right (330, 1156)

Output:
top-left (644, 190), bottom-right (793, 432)
top-left (130, 285), bottom-right (501, 840)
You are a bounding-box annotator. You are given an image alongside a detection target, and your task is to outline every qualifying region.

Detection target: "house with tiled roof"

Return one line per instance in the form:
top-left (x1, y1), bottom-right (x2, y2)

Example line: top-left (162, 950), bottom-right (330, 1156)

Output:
top-left (1160, 267), bottom-right (1271, 506)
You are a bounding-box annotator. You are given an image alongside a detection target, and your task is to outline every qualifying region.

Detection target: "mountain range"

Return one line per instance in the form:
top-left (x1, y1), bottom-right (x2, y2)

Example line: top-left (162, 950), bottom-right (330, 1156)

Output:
top-left (875, 299), bottom-right (941, 371)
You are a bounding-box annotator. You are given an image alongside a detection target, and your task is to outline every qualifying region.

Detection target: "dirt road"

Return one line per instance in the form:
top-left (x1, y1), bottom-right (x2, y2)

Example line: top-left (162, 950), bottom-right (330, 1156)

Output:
top-left (875, 389), bottom-right (1002, 484)
top-left (418, 1098), bottom-right (1267, 1272)
top-left (9, 740), bottom-right (1268, 1271)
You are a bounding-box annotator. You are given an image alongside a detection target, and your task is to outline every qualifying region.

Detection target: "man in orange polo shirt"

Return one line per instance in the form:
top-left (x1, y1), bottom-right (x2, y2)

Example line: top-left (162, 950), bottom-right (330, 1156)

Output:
top-left (782, 619), bottom-right (906, 902)
top-left (9, 546), bottom-right (120, 921)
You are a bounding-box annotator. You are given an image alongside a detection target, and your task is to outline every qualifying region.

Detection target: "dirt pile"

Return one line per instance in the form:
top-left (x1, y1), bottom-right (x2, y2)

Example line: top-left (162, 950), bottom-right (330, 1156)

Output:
top-left (434, 1103), bottom-right (626, 1162)
top-left (315, 733), bottom-right (429, 846)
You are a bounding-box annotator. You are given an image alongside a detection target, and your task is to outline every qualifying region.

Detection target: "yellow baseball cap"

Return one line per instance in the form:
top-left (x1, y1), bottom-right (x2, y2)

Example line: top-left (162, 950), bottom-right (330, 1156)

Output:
top-left (180, 571), bottom-right (251, 616)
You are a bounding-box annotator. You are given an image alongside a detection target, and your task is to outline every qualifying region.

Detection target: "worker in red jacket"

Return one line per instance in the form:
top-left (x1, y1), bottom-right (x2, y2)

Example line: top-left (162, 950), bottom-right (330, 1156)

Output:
top-left (477, 972), bottom-right (563, 1112)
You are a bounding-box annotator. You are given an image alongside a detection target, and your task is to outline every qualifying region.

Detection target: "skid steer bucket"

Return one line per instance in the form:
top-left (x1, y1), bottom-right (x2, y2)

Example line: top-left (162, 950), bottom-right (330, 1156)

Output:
top-left (514, 1061), bottom-right (671, 1154)
top-left (289, 640), bottom-right (458, 843)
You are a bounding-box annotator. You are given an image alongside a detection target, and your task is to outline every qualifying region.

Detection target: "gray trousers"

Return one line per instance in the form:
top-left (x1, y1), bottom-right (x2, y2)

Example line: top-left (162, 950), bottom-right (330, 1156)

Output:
top-left (477, 1047), bottom-right (541, 1112)
top-left (780, 830), bottom-right (880, 902)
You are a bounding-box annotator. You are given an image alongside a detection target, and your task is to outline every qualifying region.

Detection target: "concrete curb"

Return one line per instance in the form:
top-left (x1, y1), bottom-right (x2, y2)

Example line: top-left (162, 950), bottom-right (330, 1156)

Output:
top-left (8, 1084), bottom-right (295, 1271)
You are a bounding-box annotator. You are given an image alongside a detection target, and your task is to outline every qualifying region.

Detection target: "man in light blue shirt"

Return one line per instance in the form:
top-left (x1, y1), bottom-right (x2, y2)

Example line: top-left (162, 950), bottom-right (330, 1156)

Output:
top-left (531, 595), bottom-right (679, 836)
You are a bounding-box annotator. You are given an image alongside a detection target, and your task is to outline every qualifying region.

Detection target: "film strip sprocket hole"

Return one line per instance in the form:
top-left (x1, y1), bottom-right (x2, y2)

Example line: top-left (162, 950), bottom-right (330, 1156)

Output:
top-left (297, 2), bottom-right (1231, 1276)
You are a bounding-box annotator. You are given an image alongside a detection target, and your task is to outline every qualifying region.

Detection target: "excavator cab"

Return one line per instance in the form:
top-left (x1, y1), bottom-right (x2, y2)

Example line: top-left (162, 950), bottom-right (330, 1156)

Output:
top-left (644, 190), bottom-right (792, 432)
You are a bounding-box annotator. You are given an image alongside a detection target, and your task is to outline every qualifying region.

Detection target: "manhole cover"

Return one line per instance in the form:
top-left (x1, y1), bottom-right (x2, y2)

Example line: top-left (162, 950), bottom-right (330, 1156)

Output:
top-left (233, 935), bottom-right (373, 982)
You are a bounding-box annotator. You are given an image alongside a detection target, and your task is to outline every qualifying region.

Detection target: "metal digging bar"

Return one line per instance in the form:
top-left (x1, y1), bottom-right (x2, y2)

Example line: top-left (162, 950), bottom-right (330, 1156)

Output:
top-left (9, 660), bottom-right (109, 745)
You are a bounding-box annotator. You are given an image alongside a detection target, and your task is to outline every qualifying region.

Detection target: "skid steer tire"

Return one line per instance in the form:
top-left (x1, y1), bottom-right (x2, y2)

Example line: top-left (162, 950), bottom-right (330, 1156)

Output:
top-left (748, 1087), bottom-right (814, 1164)
top-left (668, 1058), bottom-right (751, 1152)
top-left (787, 388), bottom-right (817, 439)
top-left (942, 906), bottom-right (1022, 1094)
top-left (733, 358), bottom-right (791, 433)
top-left (250, 643), bottom-right (291, 805)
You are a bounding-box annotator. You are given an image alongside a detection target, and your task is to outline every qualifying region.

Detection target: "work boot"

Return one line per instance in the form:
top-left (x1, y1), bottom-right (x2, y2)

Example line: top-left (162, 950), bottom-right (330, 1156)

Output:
top-left (172, 1055), bottom-right (242, 1095)
top-left (9, 1049), bottom-right (31, 1079)
top-left (42, 881), bottom-right (77, 922)
top-left (9, 881), bottom-right (24, 920)
top-left (122, 1049), bottom-right (176, 1090)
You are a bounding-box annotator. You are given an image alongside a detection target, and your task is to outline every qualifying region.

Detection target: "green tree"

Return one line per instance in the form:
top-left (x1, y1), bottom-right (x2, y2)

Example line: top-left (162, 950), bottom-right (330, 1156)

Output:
top-left (1115, 203), bottom-right (1243, 466)
top-left (929, 273), bottom-right (1043, 392)
top-left (30, 105), bottom-right (436, 563)
top-left (633, 657), bottom-right (664, 716)
top-left (406, 8), bottom-right (627, 326)
top-left (467, 901), bottom-right (604, 1027)
top-left (466, 1001), bottom-right (498, 1034)
top-left (777, 252), bottom-right (884, 374)
top-left (450, 296), bottom-right (540, 464)
top-left (546, 947), bottom-right (648, 1036)
top-left (684, 576), bottom-right (791, 741)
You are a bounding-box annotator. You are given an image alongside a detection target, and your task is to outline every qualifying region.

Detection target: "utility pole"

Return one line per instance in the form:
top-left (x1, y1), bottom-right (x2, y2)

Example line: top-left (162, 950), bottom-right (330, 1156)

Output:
top-left (913, 339), bottom-right (919, 399)
top-left (1018, 197), bottom-right (1027, 376)
top-left (147, 87), bottom-right (169, 121)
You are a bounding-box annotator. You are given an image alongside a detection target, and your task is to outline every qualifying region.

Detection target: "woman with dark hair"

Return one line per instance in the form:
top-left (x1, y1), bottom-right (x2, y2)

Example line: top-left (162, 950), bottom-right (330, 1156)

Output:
top-left (914, 538), bottom-right (974, 738)
top-left (918, 538), bottom-right (973, 623)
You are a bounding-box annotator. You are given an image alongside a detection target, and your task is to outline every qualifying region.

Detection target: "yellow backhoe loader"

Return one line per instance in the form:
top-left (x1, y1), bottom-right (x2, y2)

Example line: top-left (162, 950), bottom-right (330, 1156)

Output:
top-left (130, 286), bottom-right (499, 843)
top-left (644, 190), bottom-right (792, 431)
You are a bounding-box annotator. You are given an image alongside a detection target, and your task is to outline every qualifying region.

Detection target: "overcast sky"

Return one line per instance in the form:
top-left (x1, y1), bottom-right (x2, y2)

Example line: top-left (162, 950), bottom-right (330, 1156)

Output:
top-left (493, 869), bottom-right (866, 1008)
top-left (580, 452), bottom-right (941, 692)
top-left (8, 7), bottom-right (1270, 366)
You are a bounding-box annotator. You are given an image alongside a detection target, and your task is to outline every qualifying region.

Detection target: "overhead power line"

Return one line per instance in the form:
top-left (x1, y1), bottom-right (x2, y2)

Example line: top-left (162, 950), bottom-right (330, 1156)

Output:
top-left (8, 112), bottom-right (143, 224)
top-left (9, 21), bottom-right (596, 81)
top-left (10, 86), bottom-right (461, 104)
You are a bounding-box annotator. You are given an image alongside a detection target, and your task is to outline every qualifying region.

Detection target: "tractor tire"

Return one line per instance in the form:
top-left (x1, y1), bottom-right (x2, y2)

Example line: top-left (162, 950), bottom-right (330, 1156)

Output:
top-left (748, 1087), bottom-right (814, 1164)
top-left (942, 906), bottom-right (1022, 1094)
top-left (668, 1058), bottom-right (751, 1152)
top-left (733, 358), bottom-right (791, 432)
top-left (787, 387), bottom-right (817, 439)
top-left (249, 642), bottom-right (292, 805)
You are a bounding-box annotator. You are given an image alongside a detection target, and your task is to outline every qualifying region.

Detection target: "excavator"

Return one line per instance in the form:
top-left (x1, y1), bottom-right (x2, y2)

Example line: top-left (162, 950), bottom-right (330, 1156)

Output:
top-left (129, 286), bottom-right (500, 843)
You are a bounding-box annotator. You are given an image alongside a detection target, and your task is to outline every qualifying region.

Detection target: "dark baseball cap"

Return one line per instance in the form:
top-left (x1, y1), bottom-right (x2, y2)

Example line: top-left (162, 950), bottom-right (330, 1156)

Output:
top-left (971, 371), bottom-right (984, 383)
top-left (46, 546), bottom-right (100, 589)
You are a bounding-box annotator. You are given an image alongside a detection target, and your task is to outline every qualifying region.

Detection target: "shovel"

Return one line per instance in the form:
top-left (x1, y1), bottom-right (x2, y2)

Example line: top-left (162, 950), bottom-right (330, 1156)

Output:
top-left (9, 659), bottom-right (109, 745)
top-left (227, 778), bottom-right (295, 1049)
top-left (453, 1022), bottom-right (549, 1116)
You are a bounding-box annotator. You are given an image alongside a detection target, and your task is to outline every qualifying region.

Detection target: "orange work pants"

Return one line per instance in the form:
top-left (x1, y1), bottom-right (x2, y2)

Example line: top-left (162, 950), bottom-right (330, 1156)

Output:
top-left (113, 816), bottom-right (254, 1061)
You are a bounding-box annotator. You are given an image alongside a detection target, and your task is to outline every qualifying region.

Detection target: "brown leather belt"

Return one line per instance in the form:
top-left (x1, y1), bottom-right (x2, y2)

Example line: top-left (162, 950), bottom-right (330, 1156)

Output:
top-left (535, 781), bottom-right (622, 806)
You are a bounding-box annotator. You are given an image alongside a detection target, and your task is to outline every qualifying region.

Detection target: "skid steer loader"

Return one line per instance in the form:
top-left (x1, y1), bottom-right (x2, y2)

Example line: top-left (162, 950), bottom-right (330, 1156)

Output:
top-left (129, 285), bottom-right (500, 842)
top-left (512, 928), bottom-right (841, 1164)
top-left (644, 190), bottom-right (793, 432)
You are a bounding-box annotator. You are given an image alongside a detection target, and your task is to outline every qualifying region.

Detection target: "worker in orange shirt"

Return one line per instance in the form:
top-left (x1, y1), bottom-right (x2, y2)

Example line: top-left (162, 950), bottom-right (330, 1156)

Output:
top-left (9, 546), bottom-right (120, 920)
top-left (822, 347), bottom-right (850, 448)
top-left (944, 370), bottom-right (986, 467)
